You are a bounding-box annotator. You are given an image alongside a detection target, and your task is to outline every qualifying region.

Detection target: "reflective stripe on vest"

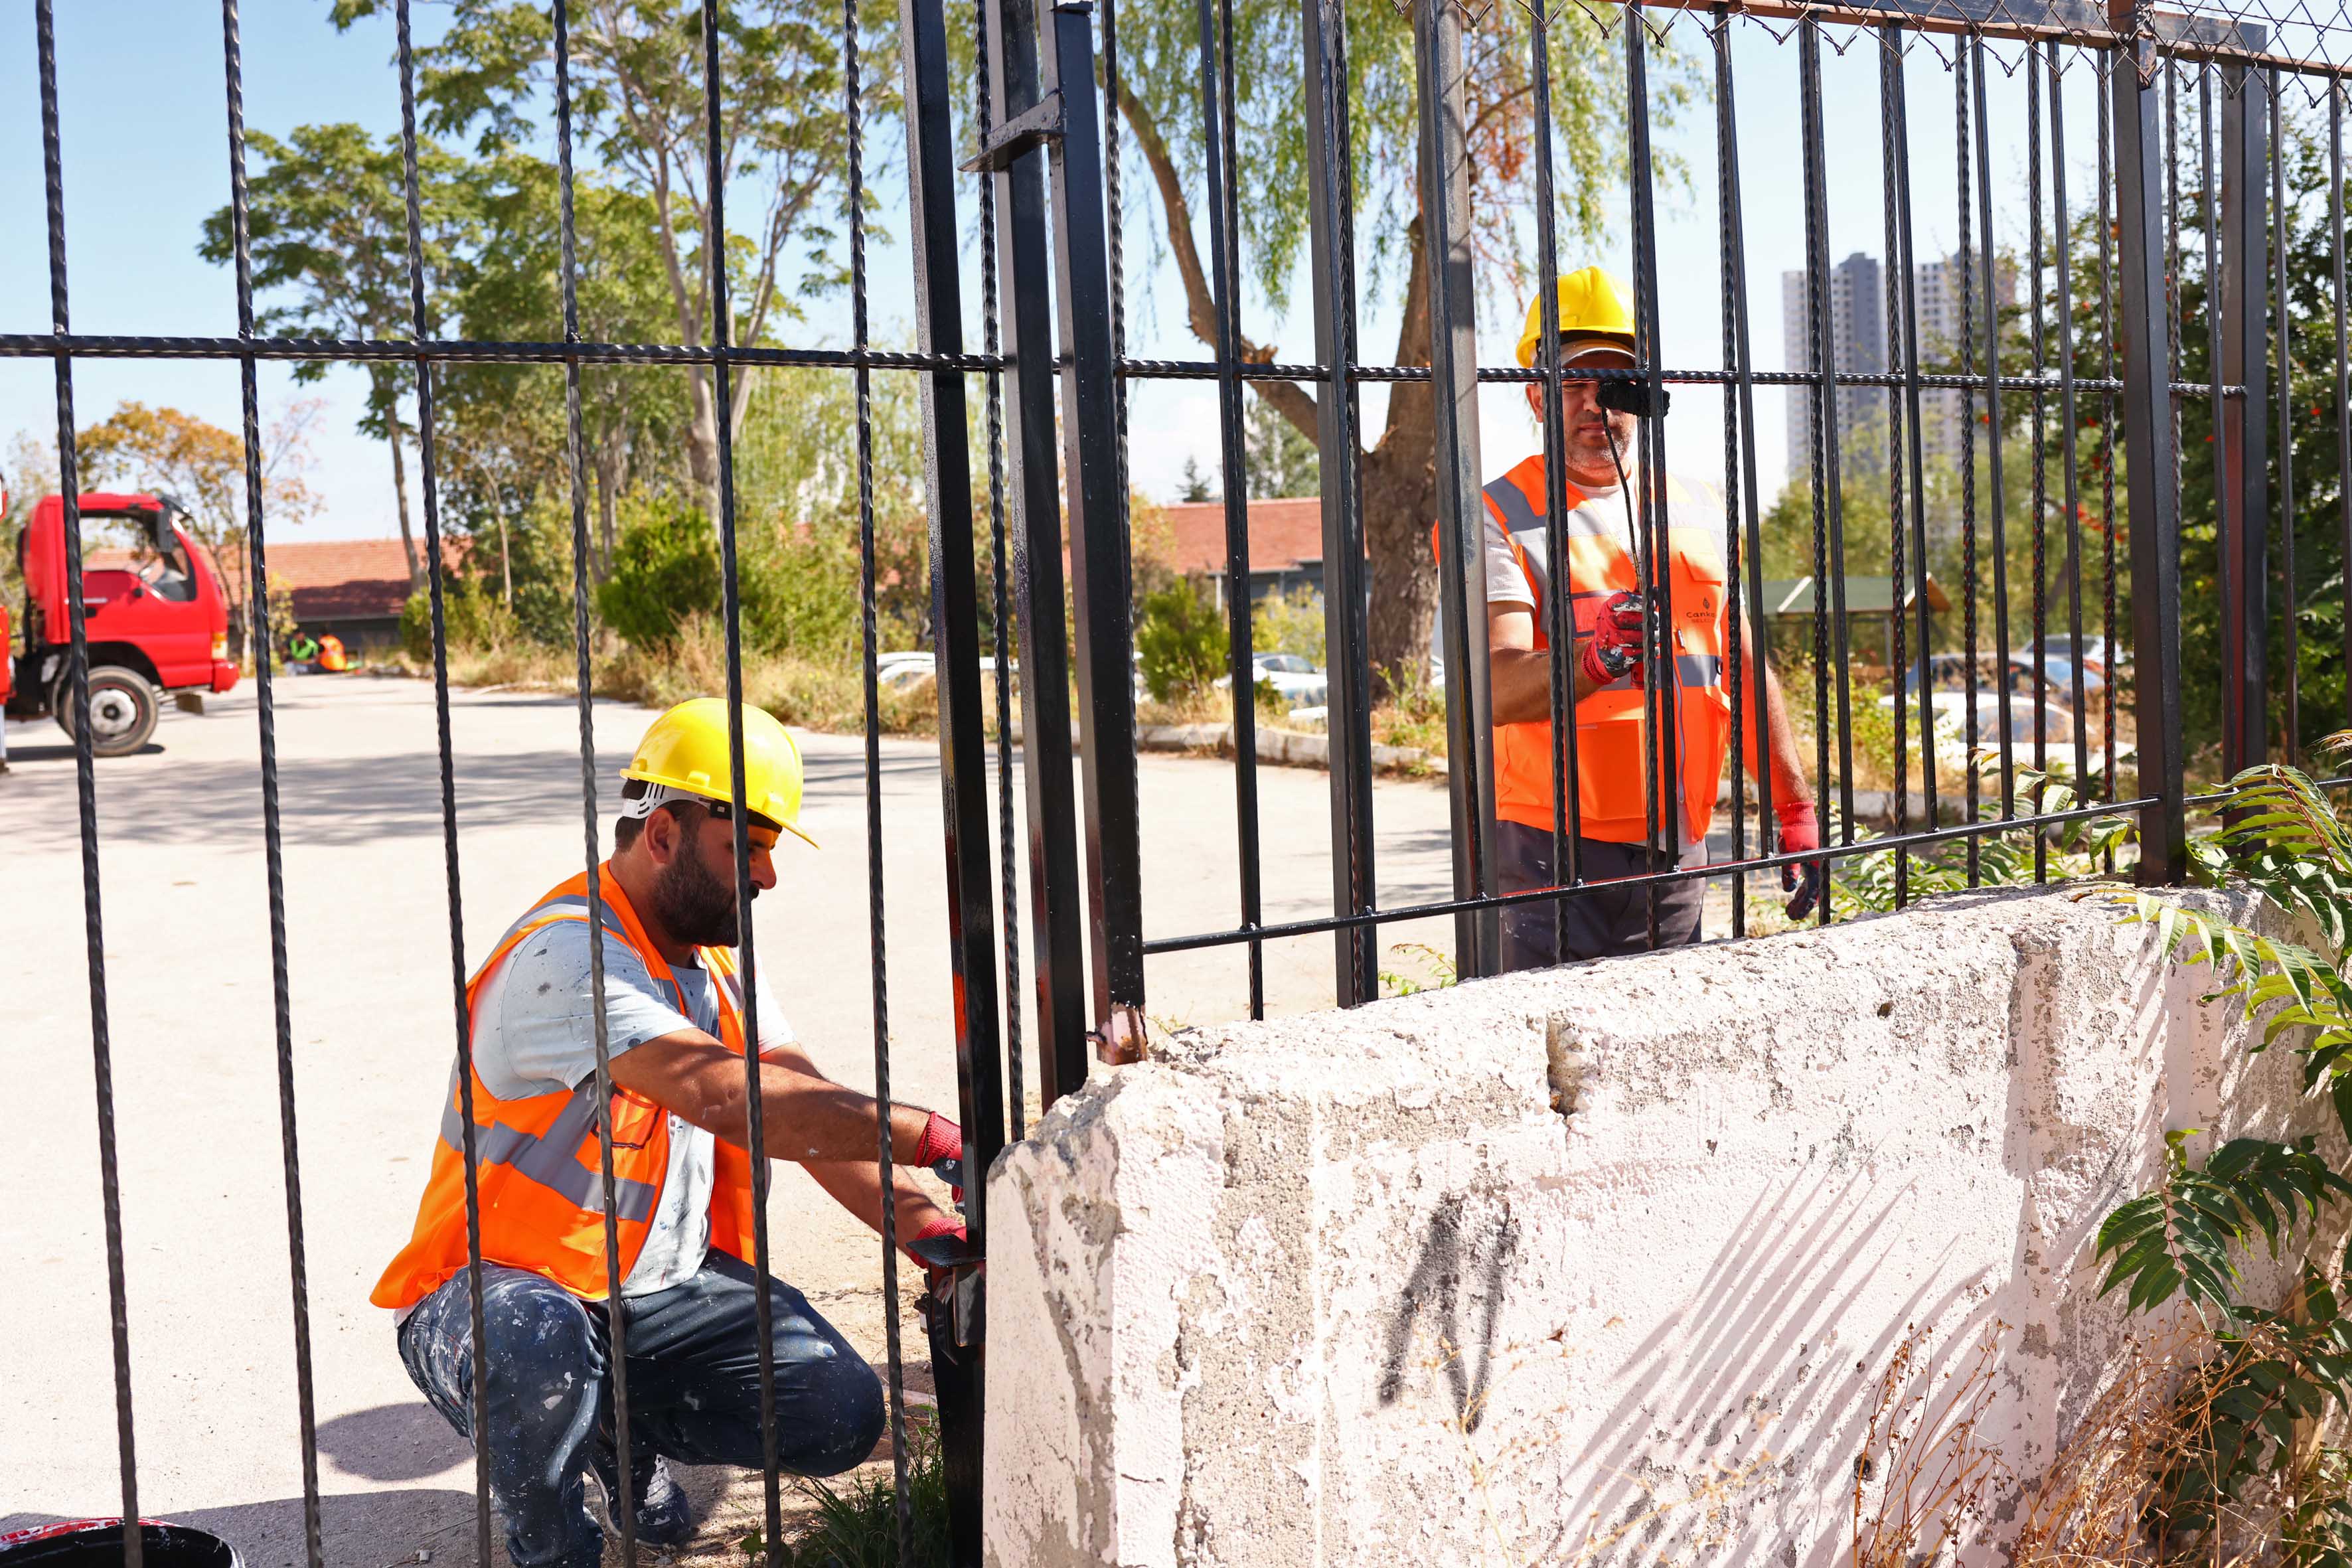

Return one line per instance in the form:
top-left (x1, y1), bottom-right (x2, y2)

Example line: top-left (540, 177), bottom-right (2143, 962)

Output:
top-left (1478, 453), bottom-right (1734, 846)
top-left (370, 867), bottom-right (761, 1311)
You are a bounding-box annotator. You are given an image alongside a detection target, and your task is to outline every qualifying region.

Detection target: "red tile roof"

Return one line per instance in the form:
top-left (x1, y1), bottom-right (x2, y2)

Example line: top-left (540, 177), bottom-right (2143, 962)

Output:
top-left (89, 536), bottom-right (453, 622)
top-left (1144, 497), bottom-right (1338, 576)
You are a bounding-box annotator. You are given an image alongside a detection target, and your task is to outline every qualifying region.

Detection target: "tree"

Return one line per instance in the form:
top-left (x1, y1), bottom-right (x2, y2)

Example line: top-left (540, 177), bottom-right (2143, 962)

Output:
top-left (75, 401), bottom-right (323, 657)
top-left (1243, 390), bottom-right (1316, 499)
top-left (201, 123), bottom-right (471, 592)
top-left (1176, 456), bottom-right (1214, 503)
top-left (1108, 0), bottom-right (1693, 691)
top-left (333, 0), bottom-right (900, 518)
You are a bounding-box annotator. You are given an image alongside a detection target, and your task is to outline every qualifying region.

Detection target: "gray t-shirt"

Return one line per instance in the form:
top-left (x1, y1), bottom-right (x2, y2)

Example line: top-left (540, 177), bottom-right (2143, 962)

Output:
top-left (469, 911), bottom-right (793, 1298)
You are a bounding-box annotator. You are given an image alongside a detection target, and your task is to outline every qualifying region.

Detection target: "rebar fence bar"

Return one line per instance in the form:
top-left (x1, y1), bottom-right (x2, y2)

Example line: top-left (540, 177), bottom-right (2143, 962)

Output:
top-left (13, 0), bottom-right (2352, 1561)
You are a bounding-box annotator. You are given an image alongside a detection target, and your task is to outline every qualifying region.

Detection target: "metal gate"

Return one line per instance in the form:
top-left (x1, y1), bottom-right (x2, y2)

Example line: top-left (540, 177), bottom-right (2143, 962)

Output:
top-left (12, 0), bottom-right (2352, 1562)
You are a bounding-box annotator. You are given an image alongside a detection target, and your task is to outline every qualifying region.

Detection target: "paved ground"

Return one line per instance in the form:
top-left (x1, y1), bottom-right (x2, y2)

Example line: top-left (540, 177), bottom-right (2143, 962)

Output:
top-left (0, 675), bottom-right (1469, 1565)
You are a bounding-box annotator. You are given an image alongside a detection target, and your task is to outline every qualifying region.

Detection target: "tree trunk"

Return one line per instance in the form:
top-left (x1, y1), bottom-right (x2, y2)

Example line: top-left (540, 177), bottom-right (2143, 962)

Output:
top-left (594, 441), bottom-right (621, 582)
top-left (387, 406), bottom-right (422, 593)
top-left (688, 366), bottom-right (720, 520)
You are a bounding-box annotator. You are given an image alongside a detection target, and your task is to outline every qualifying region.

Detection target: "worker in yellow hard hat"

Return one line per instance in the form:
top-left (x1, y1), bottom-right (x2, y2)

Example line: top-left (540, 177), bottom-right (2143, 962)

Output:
top-left (1478, 266), bottom-right (1822, 967)
top-left (375, 699), bottom-right (969, 1568)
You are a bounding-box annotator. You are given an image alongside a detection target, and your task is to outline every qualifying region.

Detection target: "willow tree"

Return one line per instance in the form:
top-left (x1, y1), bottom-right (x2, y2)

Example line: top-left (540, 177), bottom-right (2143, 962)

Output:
top-left (1108, 0), bottom-right (1693, 687)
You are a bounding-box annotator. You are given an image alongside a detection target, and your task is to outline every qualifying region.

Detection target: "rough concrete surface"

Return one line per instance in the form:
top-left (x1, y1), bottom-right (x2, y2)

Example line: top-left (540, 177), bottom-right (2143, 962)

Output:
top-left (3, 676), bottom-right (1472, 1566)
top-left (986, 883), bottom-right (2344, 1567)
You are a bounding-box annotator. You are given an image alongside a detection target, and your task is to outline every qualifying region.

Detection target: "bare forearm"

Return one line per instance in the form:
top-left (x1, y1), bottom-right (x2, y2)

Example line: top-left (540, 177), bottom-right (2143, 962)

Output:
top-left (1490, 649), bottom-right (1604, 727)
top-left (799, 1158), bottom-right (949, 1244)
top-left (616, 1040), bottom-right (937, 1166)
top-left (1739, 662), bottom-right (1811, 807)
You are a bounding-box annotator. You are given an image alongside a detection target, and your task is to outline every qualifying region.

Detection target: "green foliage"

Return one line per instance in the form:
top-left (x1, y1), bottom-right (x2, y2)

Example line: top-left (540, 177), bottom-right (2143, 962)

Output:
top-left (400, 578), bottom-right (520, 663)
top-left (1135, 578), bottom-right (1227, 702)
top-left (746, 1411), bottom-right (951, 1566)
top-left (1250, 586), bottom-right (1325, 666)
top-left (1829, 766), bottom-right (2136, 918)
top-left (1176, 458), bottom-right (1214, 505)
top-left (1377, 942), bottom-right (1458, 999)
top-left (2084, 741), bottom-right (2352, 1554)
top-left (1242, 393), bottom-right (1318, 499)
top-left (599, 497), bottom-right (731, 651)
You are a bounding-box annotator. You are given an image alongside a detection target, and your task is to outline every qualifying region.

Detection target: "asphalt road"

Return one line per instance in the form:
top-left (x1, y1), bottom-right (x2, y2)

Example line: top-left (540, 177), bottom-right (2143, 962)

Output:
top-left (0, 675), bottom-right (1462, 1565)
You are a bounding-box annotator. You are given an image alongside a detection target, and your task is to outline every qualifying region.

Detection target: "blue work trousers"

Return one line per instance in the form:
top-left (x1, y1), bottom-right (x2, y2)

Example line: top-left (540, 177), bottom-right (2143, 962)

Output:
top-left (398, 1251), bottom-right (884, 1567)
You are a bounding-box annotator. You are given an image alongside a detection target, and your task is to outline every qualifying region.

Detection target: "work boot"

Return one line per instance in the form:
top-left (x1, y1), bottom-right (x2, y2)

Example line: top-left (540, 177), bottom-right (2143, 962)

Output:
top-left (589, 1447), bottom-right (696, 1548)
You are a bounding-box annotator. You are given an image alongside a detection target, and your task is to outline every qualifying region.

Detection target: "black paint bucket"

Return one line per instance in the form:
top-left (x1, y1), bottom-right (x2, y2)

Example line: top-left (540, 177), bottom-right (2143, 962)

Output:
top-left (0, 1522), bottom-right (240, 1568)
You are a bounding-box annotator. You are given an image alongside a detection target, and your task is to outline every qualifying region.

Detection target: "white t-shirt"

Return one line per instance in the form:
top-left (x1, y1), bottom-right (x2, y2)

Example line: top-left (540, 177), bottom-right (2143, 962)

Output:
top-left (463, 913), bottom-right (793, 1299)
top-left (1483, 483), bottom-right (1622, 609)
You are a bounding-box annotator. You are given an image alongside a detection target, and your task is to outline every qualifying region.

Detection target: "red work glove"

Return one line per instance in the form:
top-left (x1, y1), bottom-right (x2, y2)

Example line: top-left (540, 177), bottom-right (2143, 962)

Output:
top-left (913, 1109), bottom-right (965, 1208)
top-left (1776, 798), bottom-right (1825, 921)
top-left (1579, 589), bottom-right (1645, 689)
top-left (904, 1217), bottom-right (968, 1296)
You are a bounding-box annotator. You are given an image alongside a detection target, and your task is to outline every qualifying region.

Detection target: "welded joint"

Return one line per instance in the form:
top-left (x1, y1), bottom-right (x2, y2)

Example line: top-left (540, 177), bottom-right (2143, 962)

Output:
top-left (959, 90), bottom-right (1063, 173)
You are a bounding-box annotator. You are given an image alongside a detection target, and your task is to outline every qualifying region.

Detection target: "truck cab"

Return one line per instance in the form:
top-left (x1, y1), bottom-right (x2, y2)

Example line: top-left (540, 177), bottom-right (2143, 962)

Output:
top-left (7, 493), bottom-right (239, 756)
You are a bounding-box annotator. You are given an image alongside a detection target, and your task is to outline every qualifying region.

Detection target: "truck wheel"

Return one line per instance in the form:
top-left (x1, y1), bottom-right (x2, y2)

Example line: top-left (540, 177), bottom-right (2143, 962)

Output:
top-left (55, 666), bottom-right (160, 757)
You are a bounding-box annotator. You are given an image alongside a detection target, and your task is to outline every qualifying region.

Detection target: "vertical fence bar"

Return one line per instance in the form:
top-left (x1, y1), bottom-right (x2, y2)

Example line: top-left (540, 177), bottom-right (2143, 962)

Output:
top-left (2027, 46), bottom-right (2051, 872)
top-left (1300, 0), bottom-right (1377, 1005)
top-left (975, 0), bottom-right (1027, 1137)
top-left (1879, 25), bottom-right (1916, 902)
top-left (1627, 1), bottom-right (1678, 942)
top-left (547, 8), bottom-right (640, 1561)
top-left (1415, 0), bottom-right (1498, 975)
top-left (980, 0), bottom-right (1089, 1101)
top-left (1531, 0), bottom-right (1582, 959)
top-left (2269, 68), bottom-right (2298, 760)
top-left (1194, 0), bottom-right (1266, 1017)
top-left (1713, 9), bottom-right (1771, 935)
top-left (902, 0), bottom-right (1003, 1547)
top-left (2098, 52), bottom-right (2120, 819)
top-left (1040, 0), bottom-right (1148, 1048)
top-left (1800, 15), bottom-right (1859, 886)
top-left (34, 7), bottom-right (140, 1563)
top-left (390, 7), bottom-right (494, 1562)
top-left (2048, 43), bottom-right (2092, 789)
top-left (2336, 86), bottom-right (2351, 728)
top-left (694, 5), bottom-right (787, 1561)
top-left (2114, 17), bottom-right (2188, 880)
top-left (218, 7), bottom-right (322, 1563)
top-left (1956, 42), bottom-right (1982, 878)
top-left (1891, 28), bottom-right (1937, 875)
top-left (1975, 37), bottom-right (2016, 824)
top-left (2219, 58), bottom-right (2270, 771)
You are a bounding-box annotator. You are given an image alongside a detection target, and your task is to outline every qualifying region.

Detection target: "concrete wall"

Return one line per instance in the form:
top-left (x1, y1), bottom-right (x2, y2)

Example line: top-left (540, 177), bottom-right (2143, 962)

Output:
top-left (983, 884), bottom-right (2341, 1567)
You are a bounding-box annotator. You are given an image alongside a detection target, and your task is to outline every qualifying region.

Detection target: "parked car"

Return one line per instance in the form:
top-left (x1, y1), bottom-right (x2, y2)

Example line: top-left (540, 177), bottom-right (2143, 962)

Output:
top-left (1214, 651), bottom-right (1328, 710)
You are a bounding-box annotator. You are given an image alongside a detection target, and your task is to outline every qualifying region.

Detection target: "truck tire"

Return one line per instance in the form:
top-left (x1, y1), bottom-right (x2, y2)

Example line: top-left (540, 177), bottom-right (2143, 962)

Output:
top-left (55, 665), bottom-right (160, 757)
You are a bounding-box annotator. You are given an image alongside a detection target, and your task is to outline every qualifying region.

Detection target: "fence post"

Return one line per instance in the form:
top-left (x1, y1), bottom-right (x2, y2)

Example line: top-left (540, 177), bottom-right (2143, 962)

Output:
top-left (1040, 0), bottom-right (1148, 1054)
top-left (1300, 0), bottom-right (1377, 1007)
top-left (2219, 55), bottom-right (2271, 772)
top-left (977, 0), bottom-right (1091, 1105)
top-left (2112, 20), bottom-right (2189, 881)
top-left (1414, 0), bottom-right (1500, 979)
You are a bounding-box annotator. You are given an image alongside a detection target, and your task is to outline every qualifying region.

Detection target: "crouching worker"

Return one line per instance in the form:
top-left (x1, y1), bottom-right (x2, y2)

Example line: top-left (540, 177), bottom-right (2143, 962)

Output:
top-left (372, 698), bottom-right (966, 1568)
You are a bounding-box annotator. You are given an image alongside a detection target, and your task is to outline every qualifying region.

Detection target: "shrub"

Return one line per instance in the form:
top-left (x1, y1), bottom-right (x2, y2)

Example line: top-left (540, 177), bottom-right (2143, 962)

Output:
top-left (400, 577), bottom-right (516, 663)
top-left (599, 495), bottom-right (728, 651)
top-left (1135, 577), bottom-right (1227, 702)
top-left (1251, 585), bottom-right (1326, 666)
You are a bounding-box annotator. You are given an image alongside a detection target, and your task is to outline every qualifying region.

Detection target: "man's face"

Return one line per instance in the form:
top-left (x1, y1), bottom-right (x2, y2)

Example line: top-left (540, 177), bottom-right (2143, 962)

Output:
top-left (648, 807), bottom-right (779, 948)
top-left (1533, 353), bottom-right (1639, 485)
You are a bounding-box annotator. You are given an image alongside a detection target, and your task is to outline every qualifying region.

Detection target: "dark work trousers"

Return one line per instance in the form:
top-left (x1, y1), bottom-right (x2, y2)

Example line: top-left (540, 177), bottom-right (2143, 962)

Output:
top-left (398, 1251), bottom-right (884, 1568)
top-left (1496, 819), bottom-right (1703, 972)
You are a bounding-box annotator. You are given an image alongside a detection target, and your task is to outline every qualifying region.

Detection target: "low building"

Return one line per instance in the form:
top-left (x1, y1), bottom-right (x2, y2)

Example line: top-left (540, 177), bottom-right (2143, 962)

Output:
top-left (1152, 497), bottom-right (1332, 611)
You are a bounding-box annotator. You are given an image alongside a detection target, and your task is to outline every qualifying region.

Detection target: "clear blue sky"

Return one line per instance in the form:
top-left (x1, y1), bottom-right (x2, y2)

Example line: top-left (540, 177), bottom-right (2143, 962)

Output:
top-left (0, 4), bottom-right (2086, 542)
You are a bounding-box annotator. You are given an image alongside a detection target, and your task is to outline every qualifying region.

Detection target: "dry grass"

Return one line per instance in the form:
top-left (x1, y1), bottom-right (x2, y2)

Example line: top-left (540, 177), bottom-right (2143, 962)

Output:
top-left (1851, 1322), bottom-right (2009, 1566)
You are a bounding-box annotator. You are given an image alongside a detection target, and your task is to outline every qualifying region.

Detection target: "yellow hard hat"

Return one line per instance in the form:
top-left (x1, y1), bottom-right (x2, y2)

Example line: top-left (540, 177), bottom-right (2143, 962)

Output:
top-left (1516, 266), bottom-right (1638, 369)
top-left (623, 698), bottom-right (818, 848)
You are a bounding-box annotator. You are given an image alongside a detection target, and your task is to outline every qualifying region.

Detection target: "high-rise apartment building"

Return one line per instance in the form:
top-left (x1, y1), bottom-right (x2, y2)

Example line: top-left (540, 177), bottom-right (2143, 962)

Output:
top-left (1781, 251), bottom-right (2017, 512)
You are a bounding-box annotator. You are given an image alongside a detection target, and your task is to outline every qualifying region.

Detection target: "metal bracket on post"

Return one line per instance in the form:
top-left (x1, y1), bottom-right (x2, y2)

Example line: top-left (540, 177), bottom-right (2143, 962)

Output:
top-left (958, 89), bottom-right (1064, 173)
top-left (1415, 0), bottom-right (1500, 980)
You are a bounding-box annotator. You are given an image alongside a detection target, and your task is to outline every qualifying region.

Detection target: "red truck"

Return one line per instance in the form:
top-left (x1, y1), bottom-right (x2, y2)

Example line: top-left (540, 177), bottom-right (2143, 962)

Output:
top-left (5, 492), bottom-right (240, 757)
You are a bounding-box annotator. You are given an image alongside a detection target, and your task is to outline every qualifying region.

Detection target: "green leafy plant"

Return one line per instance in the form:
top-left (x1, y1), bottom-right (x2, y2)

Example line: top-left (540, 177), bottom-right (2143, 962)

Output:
top-left (1829, 763), bottom-right (2138, 919)
top-left (1135, 578), bottom-right (1227, 703)
top-left (774, 1411), bottom-right (953, 1567)
top-left (2079, 736), bottom-right (2352, 1557)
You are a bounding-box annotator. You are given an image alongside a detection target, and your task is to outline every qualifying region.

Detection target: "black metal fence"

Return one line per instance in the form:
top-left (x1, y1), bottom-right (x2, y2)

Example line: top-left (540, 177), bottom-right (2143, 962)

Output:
top-left (13, 0), bottom-right (2352, 1563)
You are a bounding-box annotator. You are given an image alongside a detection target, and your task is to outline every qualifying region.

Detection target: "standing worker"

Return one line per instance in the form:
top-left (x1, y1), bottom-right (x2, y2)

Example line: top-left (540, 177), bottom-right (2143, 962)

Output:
top-left (374, 699), bottom-right (968, 1568)
top-left (1480, 267), bottom-right (1824, 967)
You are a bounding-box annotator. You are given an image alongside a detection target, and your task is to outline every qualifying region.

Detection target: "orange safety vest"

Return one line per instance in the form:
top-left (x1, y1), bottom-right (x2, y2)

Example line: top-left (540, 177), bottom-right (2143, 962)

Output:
top-left (1478, 453), bottom-right (1733, 846)
top-left (372, 867), bottom-right (765, 1310)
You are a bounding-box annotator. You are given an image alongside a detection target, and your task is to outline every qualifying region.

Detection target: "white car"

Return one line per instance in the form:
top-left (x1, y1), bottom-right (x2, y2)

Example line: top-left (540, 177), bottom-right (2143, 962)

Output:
top-left (1215, 653), bottom-right (1328, 709)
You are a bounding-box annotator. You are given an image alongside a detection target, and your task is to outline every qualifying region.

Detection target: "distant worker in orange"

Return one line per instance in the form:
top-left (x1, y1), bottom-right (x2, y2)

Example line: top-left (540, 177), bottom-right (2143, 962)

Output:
top-left (316, 632), bottom-right (351, 672)
top-left (1480, 266), bottom-right (1823, 967)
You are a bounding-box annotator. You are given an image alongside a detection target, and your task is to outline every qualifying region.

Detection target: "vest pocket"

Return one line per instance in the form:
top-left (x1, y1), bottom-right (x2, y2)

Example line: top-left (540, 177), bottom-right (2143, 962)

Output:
top-left (607, 1090), bottom-right (664, 1149)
